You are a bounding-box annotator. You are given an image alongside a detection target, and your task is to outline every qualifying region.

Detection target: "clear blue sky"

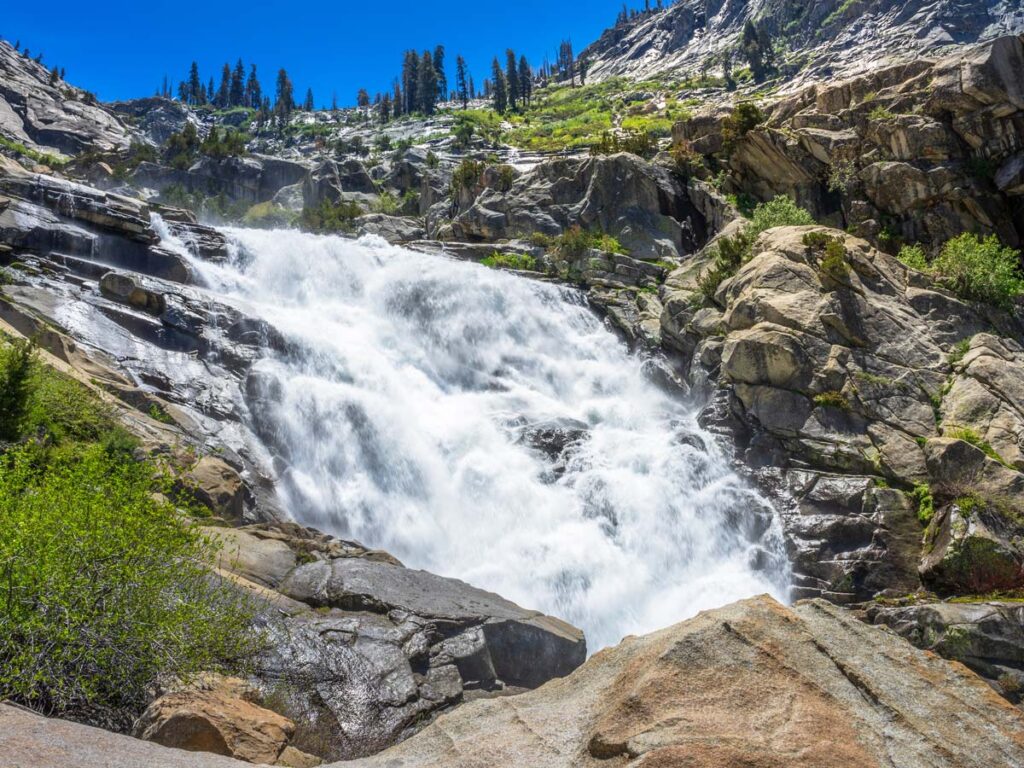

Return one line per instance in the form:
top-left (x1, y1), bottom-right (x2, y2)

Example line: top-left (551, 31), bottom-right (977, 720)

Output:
top-left (1, 0), bottom-right (632, 106)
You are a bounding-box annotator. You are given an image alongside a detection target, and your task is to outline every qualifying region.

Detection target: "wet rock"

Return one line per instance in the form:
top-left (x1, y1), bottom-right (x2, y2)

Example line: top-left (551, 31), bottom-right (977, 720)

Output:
top-left (99, 271), bottom-right (166, 315)
top-left (354, 214), bottom-right (424, 243)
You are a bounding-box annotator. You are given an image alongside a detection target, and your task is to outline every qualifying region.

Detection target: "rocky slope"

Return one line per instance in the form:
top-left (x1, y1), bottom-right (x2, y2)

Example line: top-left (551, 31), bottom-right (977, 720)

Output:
top-left (580, 0), bottom-right (1022, 87)
top-left (0, 41), bottom-right (130, 156)
top-left (5, 596), bottom-right (1024, 768)
top-left (678, 33), bottom-right (1024, 250)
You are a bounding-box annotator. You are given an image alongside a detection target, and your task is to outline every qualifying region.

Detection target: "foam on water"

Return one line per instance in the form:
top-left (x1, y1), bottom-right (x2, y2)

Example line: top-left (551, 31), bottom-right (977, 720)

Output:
top-left (168, 222), bottom-right (790, 649)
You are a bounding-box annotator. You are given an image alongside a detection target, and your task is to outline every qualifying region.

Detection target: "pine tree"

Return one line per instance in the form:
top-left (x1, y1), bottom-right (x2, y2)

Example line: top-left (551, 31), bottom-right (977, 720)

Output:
top-left (332, 92), bottom-right (339, 112)
top-left (491, 58), bottom-right (507, 113)
top-left (518, 55), bottom-right (532, 108)
top-left (187, 61), bottom-right (203, 105)
top-left (505, 50), bottom-right (519, 111)
top-left (402, 50), bottom-right (419, 115)
top-left (433, 45), bottom-right (447, 103)
top-left (417, 50), bottom-right (438, 115)
top-left (392, 80), bottom-right (403, 117)
top-left (177, 81), bottom-right (188, 102)
top-left (230, 59), bottom-right (245, 107)
top-left (380, 93), bottom-right (391, 124)
top-left (741, 20), bottom-right (769, 82)
top-left (216, 63), bottom-right (231, 108)
top-left (303, 87), bottom-right (314, 111)
top-left (274, 68), bottom-right (294, 122)
top-left (469, 75), bottom-right (475, 99)
top-left (578, 58), bottom-right (589, 86)
top-left (246, 65), bottom-right (261, 109)
top-left (455, 55), bottom-right (469, 109)
top-left (356, 88), bottom-right (370, 107)
top-left (207, 77), bottom-right (215, 104)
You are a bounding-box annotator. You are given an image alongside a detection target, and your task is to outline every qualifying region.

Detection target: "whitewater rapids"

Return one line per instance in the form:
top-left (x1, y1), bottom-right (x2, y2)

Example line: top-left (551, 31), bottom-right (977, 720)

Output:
top-left (173, 225), bottom-right (790, 649)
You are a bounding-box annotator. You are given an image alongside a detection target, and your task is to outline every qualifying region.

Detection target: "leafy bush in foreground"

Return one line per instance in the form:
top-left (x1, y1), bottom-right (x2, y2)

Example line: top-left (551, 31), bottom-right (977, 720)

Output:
top-left (0, 340), bottom-right (260, 728)
top-left (0, 445), bottom-right (258, 726)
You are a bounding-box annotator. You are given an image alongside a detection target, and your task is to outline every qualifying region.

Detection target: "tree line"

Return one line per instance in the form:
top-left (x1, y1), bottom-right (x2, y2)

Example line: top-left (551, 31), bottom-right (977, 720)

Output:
top-left (163, 60), bottom-right (316, 123)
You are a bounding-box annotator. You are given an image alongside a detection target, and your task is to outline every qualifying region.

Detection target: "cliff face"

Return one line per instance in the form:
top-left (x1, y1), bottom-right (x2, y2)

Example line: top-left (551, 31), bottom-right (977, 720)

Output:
top-left (580, 0), bottom-right (1023, 86)
top-left (0, 41), bottom-right (131, 156)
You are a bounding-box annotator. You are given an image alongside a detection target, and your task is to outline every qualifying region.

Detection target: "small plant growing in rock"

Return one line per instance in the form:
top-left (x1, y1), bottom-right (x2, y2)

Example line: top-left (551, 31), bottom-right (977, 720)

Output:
top-left (868, 105), bottom-right (896, 121)
top-left (827, 158), bottom-right (857, 193)
top-left (931, 234), bottom-right (1024, 310)
top-left (945, 426), bottom-right (1011, 467)
top-left (949, 338), bottom-right (973, 366)
top-left (897, 244), bottom-right (929, 271)
top-left (450, 159), bottom-right (485, 196)
top-left (911, 483), bottom-right (935, 525)
top-left (670, 139), bottom-right (704, 178)
top-left (820, 239), bottom-right (851, 280)
top-left (813, 390), bottom-right (851, 411)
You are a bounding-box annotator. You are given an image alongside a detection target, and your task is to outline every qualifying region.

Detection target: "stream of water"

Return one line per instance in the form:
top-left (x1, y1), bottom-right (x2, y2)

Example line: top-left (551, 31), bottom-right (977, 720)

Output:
top-left (166, 223), bottom-right (790, 649)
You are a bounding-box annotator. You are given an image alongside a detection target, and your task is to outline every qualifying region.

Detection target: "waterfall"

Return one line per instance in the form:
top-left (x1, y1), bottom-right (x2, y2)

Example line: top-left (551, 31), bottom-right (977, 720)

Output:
top-left (174, 224), bottom-right (790, 650)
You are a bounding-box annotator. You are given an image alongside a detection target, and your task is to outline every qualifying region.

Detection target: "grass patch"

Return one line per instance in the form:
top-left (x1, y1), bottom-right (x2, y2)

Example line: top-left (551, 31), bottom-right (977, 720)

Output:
top-left (0, 136), bottom-right (66, 168)
top-left (945, 426), bottom-right (1011, 467)
top-left (481, 252), bottom-right (537, 271)
top-left (912, 483), bottom-right (935, 526)
top-left (813, 390), bottom-right (851, 411)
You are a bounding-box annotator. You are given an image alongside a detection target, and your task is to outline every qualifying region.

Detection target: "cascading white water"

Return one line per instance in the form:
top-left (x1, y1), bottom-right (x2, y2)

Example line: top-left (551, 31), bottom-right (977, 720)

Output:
top-left (176, 225), bottom-right (790, 649)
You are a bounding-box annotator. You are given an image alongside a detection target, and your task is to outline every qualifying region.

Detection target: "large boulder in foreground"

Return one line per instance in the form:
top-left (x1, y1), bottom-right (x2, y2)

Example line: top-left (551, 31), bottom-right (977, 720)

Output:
top-left (5, 596), bottom-right (1023, 768)
top-left (209, 523), bottom-right (586, 761)
top-left (343, 596), bottom-right (1024, 768)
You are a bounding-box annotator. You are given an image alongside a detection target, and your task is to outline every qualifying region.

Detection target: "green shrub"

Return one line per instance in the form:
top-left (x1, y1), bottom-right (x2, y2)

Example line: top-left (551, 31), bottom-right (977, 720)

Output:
top-left (721, 102), bottom-right (765, 152)
top-left (697, 196), bottom-right (815, 302)
top-left (813, 390), bottom-right (850, 411)
top-left (299, 199), bottom-right (363, 233)
top-left (0, 136), bottom-right (67, 168)
top-left (929, 233), bottom-right (1024, 309)
top-left (948, 338), bottom-right (972, 366)
top-left (946, 426), bottom-right (1010, 467)
top-left (481, 252), bottom-right (537, 271)
top-left (552, 226), bottom-right (627, 260)
top-left (450, 159), bottom-right (485, 196)
top-left (243, 201), bottom-right (296, 229)
top-left (590, 129), bottom-right (659, 159)
top-left (0, 443), bottom-right (259, 725)
top-left (912, 483), bottom-right (935, 525)
top-left (897, 244), bottom-right (929, 271)
top-left (0, 338), bottom-right (35, 441)
top-left (868, 105), bottom-right (896, 121)
top-left (371, 190), bottom-right (399, 215)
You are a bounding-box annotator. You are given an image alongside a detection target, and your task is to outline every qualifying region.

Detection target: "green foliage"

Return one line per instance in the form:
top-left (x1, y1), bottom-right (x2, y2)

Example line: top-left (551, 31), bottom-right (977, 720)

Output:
top-left (868, 105), bottom-right (896, 121)
top-left (552, 226), bottom-right (627, 260)
top-left (0, 136), bottom-right (66, 168)
top-left (721, 102), bottom-right (765, 152)
top-left (946, 426), bottom-right (1010, 467)
top-left (200, 127), bottom-right (250, 159)
top-left (670, 139), bottom-right (704, 178)
top-left (590, 129), bottom-right (659, 159)
top-left (299, 199), bottom-right (363, 233)
top-left (164, 123), bottom-right (201, 170)
top-left (949, 338), bottom-right (972, 366)
top-left (897, 244), bottom-right (929, 271)
top-left (912, 483), bottom-right (935, 525)
top-left (242, 201), bottom-right (296, 229)
top-left (0, 338), bottom-right (35, 441)
top-left (0, 443), bottom-right (259, 723)
top-left (371, 190), bottom-right (400, 215)
top-left (697, 197), bottom-right (815, 303)
top-left (813, 390), bottom-right (851, 411)
top-left (930, 233), bottom-right (1024, 310)
top-left (481, 252), bottom-right (537, 271)
top-left (450, 159), bottom-right (485, 196)
top-left (804, 232), bottom-right (850, 280)
top-left (0, 344), bottom-right (259, 724)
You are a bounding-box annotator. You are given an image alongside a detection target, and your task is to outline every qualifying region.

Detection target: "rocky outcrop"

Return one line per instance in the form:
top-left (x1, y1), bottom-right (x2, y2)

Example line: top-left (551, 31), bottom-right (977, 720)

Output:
top-left (0, 40), bottom-right (131, 156)
top-left (7, 597), bottom-right (1024, 768)
top-left (134, 676), bottom-right (301, 765)
top-left (579, 0), bottom-right (1020, 85)
top-left (132, 154), bottom-right (310, 206)
top-left (661, 224), bottom-right (1024, 602)
top-left (109, 97), bottom-right (194, 146)
top-left (449, 153), bottom-right (708, 260)
top-left (679, 34), bottom-right (1024, 250)
top-left (867, 600), bottom-right (1024, 697)
top-left (208, 523), bottom-right (586, 761)
top-left (343, 595), bottom-right (1024, 768)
